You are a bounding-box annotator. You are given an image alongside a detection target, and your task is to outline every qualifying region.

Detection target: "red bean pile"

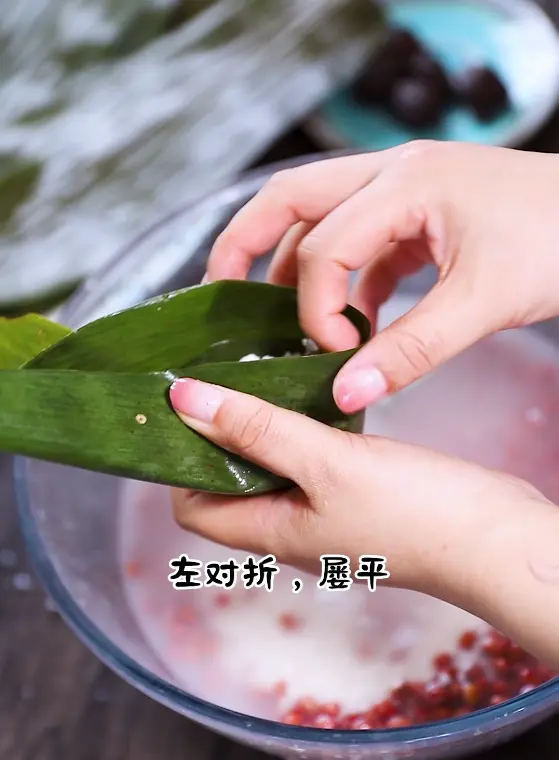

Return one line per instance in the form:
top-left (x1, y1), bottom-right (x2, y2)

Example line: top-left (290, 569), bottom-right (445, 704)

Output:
top-left (280, 630), bottom-right (557, 730)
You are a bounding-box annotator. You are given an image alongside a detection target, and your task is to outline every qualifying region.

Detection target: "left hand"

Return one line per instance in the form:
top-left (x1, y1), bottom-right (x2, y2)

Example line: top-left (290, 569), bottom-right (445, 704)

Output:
top-left (169, 377), bottom-right (559, 670)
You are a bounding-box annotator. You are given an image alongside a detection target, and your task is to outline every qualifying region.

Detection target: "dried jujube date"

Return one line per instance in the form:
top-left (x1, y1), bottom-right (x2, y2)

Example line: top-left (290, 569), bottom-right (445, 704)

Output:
top-left (347, 25), bottom-right (509, 129)
top-left (389, 78), bottom-right (444, 128)
top-left (351, 56), bottom-right (404, 104)
top-left (384, 27), bottom-right (423, 59)
top-left (409, 52), bottom-right (452, 100)
top-left (351, 27), bottom-right (422, 104)
top-left (452, 65), bottom-right (508, 121)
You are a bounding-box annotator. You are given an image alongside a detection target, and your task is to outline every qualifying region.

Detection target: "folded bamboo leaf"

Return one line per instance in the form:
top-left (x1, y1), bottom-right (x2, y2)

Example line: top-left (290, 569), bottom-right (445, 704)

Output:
top-left (27, 281), bottom-right (318, 371)
top-left (0, 281), bottom-right (370, 494)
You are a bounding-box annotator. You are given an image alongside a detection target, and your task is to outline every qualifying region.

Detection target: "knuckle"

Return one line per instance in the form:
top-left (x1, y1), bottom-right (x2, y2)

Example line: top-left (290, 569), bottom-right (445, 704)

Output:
top-left (222, 402), bottom-right (275, 459)
top-left (398, 139), bottom-right (438, 164)
top-left (211, 226), bottom-right (234, 252)
top-left (393, 140), bottom-right (445, 184)
top-left (296, 229), bottom-right (323, 263)
top-left (388, 327), bottom-right (442, 377)
top-left (266, 168), bottom-right (298, 198)
top-left (209, 223), bottom-right (243, 264)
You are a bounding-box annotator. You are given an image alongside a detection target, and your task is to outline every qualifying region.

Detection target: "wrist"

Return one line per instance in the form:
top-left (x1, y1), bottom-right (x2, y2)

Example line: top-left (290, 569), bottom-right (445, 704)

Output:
top-left (412, 483), bottom-right (559, 669)
top-left (469, 493), bottom-right (559, 665)
top-left (396, 480), bottom-right (538, 610)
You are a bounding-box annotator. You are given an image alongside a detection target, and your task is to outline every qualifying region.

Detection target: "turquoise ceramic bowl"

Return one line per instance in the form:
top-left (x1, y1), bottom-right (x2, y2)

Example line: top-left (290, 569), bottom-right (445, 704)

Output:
top-left (307, 0), bottom-right (559, 149)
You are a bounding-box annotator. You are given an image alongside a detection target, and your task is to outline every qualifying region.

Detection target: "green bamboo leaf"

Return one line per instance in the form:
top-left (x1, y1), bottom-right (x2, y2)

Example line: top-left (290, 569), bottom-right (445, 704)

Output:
top-left (0, 281), bottom-right (370, 494)
top-left (26, 281), bottom-right (332, 371)
top-left (0, 314), bottom-right (72, 369)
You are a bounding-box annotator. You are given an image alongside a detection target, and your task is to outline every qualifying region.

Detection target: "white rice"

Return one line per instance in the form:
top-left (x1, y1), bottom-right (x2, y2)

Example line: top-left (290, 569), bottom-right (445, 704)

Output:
top-left (239, 338), bottom-right (318, 363)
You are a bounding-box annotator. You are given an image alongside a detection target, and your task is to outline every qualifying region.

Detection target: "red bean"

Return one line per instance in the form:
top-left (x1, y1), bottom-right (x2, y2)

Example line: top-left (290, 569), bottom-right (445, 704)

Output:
top-left (321, 702), bottom-right (340, 717)
top-left (433, 652), bottom-right (455, 671)
top-left (278, 612), bottom-right (302, 632)
top-left (314, 714), bottom-right (336, 729)
top-left (480, 631), bottom-right (509, 657)
top-left (458, 630), bottom-right (478, 651)
top-left (213, 592), bottom-right (231, 609)
top-left (282, 711), bottom-right (302, 725)
top-left (279, 627), bottom-right (557, 730)
top-left (386, 716), bottom-right (412, 728)
top-left (461, 683), bottom-right (479, 708)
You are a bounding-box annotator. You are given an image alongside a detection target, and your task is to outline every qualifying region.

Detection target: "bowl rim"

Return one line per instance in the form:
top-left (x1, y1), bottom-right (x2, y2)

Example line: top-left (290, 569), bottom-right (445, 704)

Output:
top-left (14, 153), bottom-right (559, 746)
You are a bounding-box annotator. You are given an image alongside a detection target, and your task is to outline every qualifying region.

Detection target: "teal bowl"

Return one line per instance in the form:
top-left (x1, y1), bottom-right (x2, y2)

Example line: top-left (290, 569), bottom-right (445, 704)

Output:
top-left (307, 0), bottom-right (559, 150)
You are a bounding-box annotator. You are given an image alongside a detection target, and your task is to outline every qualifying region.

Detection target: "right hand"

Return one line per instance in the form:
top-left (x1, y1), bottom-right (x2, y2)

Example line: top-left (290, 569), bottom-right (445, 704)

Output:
top-left (206, 142), bottom-right (559, 412)
top-left (170, 376), bottom-right (559, 668)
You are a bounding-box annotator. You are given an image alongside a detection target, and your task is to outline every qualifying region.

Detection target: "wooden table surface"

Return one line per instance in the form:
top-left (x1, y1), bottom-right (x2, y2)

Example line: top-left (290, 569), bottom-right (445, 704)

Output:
top-left (4, 7), bottom-right (559, 759)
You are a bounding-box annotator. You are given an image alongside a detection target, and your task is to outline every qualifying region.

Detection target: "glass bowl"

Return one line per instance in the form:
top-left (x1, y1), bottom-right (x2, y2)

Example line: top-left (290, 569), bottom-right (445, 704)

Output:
top-left (14, 152), bottom-right (559, 759)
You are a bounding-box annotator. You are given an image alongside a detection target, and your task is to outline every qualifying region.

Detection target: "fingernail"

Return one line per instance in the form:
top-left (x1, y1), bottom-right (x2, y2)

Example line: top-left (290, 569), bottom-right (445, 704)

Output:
top-left (334, 368), bottom-right (388, 413)
top-left (169, 378), bottom-right (225, 423)
top-left (201, 272), bottom-right (210, 284)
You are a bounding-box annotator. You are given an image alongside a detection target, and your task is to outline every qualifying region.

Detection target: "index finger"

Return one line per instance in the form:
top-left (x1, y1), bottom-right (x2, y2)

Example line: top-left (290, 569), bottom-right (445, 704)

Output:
top-left (206, 151), bottom-right (393, 281)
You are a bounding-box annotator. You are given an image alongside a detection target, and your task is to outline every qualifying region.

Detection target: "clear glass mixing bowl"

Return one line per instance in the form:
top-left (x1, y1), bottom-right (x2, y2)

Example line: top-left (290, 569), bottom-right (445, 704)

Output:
top-left (13, 152), bottom-right (559, 759)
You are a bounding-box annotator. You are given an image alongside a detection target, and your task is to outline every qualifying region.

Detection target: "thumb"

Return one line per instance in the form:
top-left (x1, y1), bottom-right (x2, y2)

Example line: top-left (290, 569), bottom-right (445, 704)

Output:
top-left (333, 279), bottom-right (490, 413)
top-left (169, 377), bottom-right (343, 487)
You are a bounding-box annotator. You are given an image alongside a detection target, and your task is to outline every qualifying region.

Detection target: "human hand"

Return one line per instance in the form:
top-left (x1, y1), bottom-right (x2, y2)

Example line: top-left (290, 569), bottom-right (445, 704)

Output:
top-left (205, 143), bottom-right (559, 412)
top-left (169, 377), bottom-right (559, 666)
